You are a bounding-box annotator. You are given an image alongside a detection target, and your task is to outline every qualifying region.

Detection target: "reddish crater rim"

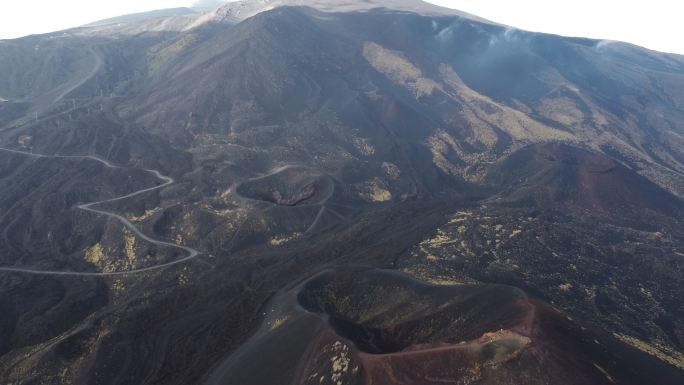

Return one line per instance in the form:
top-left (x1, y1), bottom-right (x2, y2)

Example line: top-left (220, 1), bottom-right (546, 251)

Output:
top-left (361, 329), bottom-right (533, 358)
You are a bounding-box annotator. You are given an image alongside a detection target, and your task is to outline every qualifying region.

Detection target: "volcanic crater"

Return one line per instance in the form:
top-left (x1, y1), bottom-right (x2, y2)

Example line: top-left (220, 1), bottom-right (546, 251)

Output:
top-left (235, 166), bottom-right (335, 207)
top-left (207, 269), bottom-right (684, 385)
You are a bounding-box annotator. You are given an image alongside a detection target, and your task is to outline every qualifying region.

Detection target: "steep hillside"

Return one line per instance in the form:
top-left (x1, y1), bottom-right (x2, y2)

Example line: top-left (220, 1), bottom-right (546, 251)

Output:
top-left (0, 1), bottom-right (683, 384)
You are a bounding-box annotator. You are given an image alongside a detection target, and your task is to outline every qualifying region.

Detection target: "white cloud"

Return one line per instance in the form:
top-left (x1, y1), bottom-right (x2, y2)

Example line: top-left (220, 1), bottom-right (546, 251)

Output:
top-left (435, 23), bottom-right (456, 43)
top-left (427, 0), bottom-right (684, 54)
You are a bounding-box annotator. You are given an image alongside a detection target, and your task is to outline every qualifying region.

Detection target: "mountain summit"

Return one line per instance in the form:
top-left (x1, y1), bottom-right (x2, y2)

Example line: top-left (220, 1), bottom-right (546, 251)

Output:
top-left (213, 0), bottom-right (488, 20)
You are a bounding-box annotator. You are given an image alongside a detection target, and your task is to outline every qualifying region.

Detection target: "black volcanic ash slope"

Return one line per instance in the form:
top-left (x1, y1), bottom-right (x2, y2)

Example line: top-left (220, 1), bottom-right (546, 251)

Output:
top-left (0, 1), bottom-right (683, 384)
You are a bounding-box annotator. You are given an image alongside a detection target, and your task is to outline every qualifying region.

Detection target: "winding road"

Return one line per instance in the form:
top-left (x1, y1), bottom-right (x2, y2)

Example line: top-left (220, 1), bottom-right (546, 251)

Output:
top-left (0, 146), bottom-right (201, 276)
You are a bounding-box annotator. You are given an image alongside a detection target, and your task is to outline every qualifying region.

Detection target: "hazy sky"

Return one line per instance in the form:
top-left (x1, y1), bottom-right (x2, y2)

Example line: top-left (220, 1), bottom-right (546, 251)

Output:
top-left (0, 0), bottom-right (681, 54)
top-left (431, 0), bottom-right (683, 54)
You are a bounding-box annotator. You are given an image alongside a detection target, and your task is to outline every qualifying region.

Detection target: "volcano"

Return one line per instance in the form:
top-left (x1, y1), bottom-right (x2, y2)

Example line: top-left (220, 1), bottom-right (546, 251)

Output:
top-left (0, 1), bottom-right (683, 384)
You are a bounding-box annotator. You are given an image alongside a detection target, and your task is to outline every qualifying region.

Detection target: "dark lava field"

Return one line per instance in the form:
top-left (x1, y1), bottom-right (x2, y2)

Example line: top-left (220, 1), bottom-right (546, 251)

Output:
top-left (0, 1), bottom-right (683, 384)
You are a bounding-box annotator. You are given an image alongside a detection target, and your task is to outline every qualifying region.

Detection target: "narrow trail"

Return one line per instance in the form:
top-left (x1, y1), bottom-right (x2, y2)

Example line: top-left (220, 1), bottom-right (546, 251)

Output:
top-left (0, 146), bottom-right (201, 276)
top-left (54, 46), bottom-right (104, 104)
top-left (0, 46), bottom-right (104, 132)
